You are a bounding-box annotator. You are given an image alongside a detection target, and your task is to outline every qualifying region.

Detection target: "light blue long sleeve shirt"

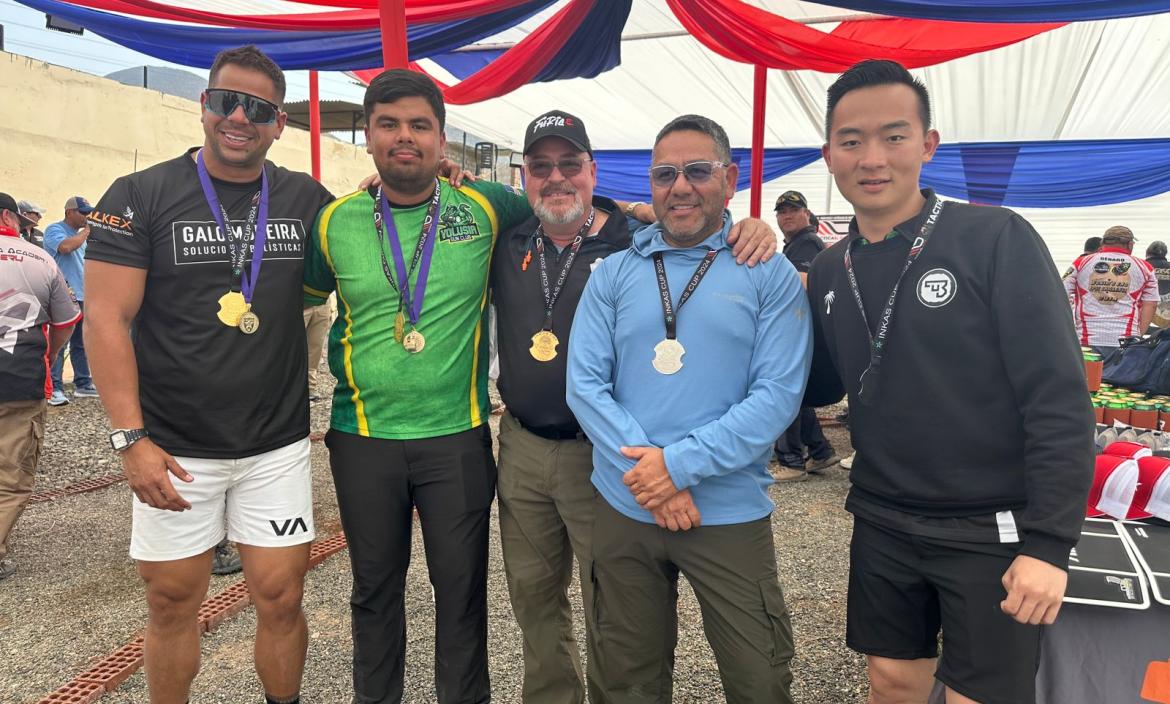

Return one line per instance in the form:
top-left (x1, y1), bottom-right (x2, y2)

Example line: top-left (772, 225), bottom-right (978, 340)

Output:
top-left (566, 215), bottom-right (812, 525)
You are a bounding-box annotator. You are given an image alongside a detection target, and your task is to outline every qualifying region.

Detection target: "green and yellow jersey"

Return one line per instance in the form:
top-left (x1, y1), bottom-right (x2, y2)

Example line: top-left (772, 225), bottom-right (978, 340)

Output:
top-left (304, 180), bottom-right (530, 440)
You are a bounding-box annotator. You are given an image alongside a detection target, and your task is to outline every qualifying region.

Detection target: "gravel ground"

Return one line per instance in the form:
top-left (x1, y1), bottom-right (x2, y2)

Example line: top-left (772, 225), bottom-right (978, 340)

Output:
top-left (0, 376), bottom-right (867, 703)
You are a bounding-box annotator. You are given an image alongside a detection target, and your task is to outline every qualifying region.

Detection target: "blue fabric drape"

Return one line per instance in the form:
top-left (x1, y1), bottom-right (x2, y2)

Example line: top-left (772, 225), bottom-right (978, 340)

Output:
top-left (14, 0), bottom-right (553, 70)
top-left (816, 0), bottom-right (1170, 22)
top-left (530, 0), bottom-right (632, 84)
top-left (924, 139), bottom-right (1170, 207)
top-left (593, 148), bottom-right (822, 203)
top-left (592, 140), bottom-right (1170, 208)
top-left (429, 50), bottom-right (507, 80)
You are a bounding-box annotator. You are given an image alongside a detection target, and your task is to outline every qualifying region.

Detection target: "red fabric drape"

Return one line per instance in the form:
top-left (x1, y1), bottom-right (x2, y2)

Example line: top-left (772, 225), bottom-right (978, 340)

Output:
top-left (58, 0), bottom-right (536, 30)
top-left (667, 0), bottom-right (1063, 72)
top-left (354, 0), bottom-right (595, 105)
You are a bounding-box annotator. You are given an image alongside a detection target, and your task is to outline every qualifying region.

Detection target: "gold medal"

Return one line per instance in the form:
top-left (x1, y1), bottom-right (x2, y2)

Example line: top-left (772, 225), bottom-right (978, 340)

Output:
top-left (652, 338), bottom-right (685, 375)
top-left (238, 308), bottom-right (260, 335)
top-left (403, 329), bottom-right (426, 353)
top-left (216, 291), bottom-right (247, 327)
top-left (529, 330), bottom-right (559, 362)
top-left (394, 310), bottom-right (406, 343)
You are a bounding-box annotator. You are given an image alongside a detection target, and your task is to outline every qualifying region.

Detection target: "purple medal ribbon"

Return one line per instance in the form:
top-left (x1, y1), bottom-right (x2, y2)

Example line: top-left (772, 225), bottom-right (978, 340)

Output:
top-left (196, 150), bottom-right (269, 304)
top-left (379, 181), bottom-right (440, 326)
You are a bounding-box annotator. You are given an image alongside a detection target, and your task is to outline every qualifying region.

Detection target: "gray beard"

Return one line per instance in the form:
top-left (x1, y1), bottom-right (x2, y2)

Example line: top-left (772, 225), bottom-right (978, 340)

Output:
top-left (533, 196), bottom-right (585, 226)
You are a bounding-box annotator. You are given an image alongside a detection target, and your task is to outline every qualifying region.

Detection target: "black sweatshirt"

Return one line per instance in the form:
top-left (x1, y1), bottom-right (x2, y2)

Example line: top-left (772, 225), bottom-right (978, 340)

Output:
top-left (805, 191), bottom-right (1094, 569)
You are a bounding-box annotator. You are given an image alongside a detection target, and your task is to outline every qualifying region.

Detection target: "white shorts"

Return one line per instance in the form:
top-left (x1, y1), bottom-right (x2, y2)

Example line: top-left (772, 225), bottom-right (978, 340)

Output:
top-left (130, 437), bottom-right (316, 562)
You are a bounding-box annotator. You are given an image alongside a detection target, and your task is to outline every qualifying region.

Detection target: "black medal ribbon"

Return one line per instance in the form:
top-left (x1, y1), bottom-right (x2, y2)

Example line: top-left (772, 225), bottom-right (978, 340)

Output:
top-left (653, 249), bottom-right (720, 340)
top-left (534, 208), bottom-right (595, 332)
top-left (843, 196), bottom-right (946, 406)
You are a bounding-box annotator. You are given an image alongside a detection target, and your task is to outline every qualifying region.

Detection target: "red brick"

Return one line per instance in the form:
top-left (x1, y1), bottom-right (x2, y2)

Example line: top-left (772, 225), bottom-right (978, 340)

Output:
top-left (308, 532), bottom-right (348, 567)
top-left (34, 681), bottom-right (104, 704)
top-left (197, 581), bottom-right (252, 633)
top-left (76, 641), bottom-right (144, 692)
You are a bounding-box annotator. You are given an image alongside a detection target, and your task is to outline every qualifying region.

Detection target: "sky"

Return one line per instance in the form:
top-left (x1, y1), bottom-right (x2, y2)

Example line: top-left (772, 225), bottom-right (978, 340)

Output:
top-left (0, 0), bottom-right (369, 111)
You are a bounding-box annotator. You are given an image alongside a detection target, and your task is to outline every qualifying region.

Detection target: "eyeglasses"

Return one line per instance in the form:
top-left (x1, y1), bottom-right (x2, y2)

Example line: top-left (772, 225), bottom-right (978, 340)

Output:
top-left (525, 157), bottom-right (591, 179)
top-left (649, 161), bottom-right (727, 188)
top-left (204, 89), bottom-right (281, 125)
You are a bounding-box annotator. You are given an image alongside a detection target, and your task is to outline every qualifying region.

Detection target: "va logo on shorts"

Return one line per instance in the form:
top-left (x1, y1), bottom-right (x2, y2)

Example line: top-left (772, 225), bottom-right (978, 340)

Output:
top-left (917, 268), bottom-right (957, 308)
top-left (438, 203), bottom-right (482, 243)
top-left (270, 517), bottom-right (309, 536)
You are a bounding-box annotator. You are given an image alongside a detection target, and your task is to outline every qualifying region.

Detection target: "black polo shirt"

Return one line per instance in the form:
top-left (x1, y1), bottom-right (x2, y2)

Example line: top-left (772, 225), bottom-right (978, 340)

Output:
top-left (782, 224), bottom-right (825, 273)
top-left (491, 196), bottom-right (635, 437)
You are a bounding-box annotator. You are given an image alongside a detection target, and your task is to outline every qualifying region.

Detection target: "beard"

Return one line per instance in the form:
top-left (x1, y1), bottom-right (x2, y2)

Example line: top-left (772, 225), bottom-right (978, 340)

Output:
top-left (533, 191), bottom-right (585, 226)
top-left (375, 151), bottom-right (437, 199)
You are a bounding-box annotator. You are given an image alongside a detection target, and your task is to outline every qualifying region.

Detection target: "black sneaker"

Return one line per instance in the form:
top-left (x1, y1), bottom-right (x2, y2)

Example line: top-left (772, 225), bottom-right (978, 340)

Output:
top-left (211, 539), bottom-right (242, 576)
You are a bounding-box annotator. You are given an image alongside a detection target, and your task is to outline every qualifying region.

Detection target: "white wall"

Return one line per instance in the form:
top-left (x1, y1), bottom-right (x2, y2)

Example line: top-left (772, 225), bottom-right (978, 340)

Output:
top-left (0, 52), bottom-right (375, 220)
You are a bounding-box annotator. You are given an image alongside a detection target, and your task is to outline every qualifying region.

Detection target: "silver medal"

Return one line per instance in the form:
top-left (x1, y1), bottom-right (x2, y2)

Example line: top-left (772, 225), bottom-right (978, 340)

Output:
top-left (652, 338), bottom-right (685, 375)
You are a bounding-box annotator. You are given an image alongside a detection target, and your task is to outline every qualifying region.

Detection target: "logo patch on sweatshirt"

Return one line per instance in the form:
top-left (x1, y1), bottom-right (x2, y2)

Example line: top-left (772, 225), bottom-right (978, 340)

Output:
top-left (824, 290), bottom-right (835, 315)
top-left (917, 268), bottom-right (956, 308)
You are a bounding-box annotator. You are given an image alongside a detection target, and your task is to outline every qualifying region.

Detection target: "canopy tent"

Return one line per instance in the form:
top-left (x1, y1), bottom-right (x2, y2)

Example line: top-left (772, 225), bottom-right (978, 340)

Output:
top-left (17, 0), bottom-right (1170, 266)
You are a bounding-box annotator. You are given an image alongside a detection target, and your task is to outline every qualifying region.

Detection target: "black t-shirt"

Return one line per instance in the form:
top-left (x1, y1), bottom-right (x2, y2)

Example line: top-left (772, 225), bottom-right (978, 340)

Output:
top-left (86, 148), bottom-right (334, 458)
top-left (491, 197), bottom-right (634, 435)
top-left (782, 225), bottom-right (825, 273)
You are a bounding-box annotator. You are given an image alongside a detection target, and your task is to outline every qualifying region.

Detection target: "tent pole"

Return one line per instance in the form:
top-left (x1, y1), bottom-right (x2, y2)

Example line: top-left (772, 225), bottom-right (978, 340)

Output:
top-left (309, 70), bottom-right (322, 182)
top-left (749, 64), bottom-right (766, 219)
top-left (378, 0), bottom-right (408, 69)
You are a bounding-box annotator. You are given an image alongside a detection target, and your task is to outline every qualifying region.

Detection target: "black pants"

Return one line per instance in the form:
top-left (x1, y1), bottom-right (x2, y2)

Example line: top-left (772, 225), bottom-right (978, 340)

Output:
top-left (775, 406), bottom-right (833, 467)
top-left (327, 426), bottom-right (496, 704)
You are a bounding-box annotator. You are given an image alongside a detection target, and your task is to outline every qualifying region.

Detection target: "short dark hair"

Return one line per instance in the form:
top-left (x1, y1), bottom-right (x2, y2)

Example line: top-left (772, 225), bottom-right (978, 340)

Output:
top-left (825, 59), bottom-right (931, 141)
top-left (1083, 236), bottom-right (1102, 254)
top-left (654, 114), bottom-right (732, 164)
top-left (209, 45), bottom-right (286, 103)
top-left (363, 69), bottom-right (446, 130)
top-left (1146, 241), bottom-right (1168, 259)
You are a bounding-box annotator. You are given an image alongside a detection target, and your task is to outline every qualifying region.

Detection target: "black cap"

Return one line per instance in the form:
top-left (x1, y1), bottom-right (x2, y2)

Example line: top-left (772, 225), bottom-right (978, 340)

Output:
top-left (774, 190), bottom-right (808, 211)
top-left (0, 192), bottom-right (19, 215)
top-left (523, 110), bottom-right (592, 156)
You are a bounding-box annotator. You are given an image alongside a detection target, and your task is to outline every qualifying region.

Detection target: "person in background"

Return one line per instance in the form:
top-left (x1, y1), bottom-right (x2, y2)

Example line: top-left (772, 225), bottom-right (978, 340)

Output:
top-left (43, 196), bottom-right (98, 405)
top-left (17, 201), bottom-right (46, 248)
top-left (303, 294), bottom-right (334, 401)
top-left (1144, 240), bottom-right (1170, 328)
top-left (772, 189), bottom-right (837, 481)
top-left (0, 192), bottom-right (81, 582)
top-left (1065, 225), bottom-right (1158, 353)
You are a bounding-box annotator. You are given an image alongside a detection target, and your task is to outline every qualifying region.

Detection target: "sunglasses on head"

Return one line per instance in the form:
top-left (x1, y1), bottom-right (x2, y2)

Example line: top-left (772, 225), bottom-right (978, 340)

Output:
top-left (649, 160), bottom-right (727, 188)
top-left (525, 156), bottom-right (591, 179)
top-left (204, 88), bottom-right (280, 125)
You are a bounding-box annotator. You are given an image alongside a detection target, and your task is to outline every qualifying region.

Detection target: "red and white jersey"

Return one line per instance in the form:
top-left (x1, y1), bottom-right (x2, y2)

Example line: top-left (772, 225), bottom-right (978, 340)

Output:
top-left (1065, 246), bottom-right (1160, 346)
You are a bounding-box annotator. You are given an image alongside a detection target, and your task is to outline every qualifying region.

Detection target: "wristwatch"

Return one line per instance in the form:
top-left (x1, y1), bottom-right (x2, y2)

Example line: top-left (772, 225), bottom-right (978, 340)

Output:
top-left (624, 201), bottom-right (646, 217)
top-left (109, 428), bottom-right (149, 452)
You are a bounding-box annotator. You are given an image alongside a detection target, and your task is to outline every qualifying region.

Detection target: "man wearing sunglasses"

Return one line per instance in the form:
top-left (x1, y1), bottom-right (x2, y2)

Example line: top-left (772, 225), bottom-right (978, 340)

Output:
top-left (491, 110), bottom-right (777, 703)
top-left (566, 114), bottom-right (810, 703)
top-left (85, 45), bottom-right (333, 704)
